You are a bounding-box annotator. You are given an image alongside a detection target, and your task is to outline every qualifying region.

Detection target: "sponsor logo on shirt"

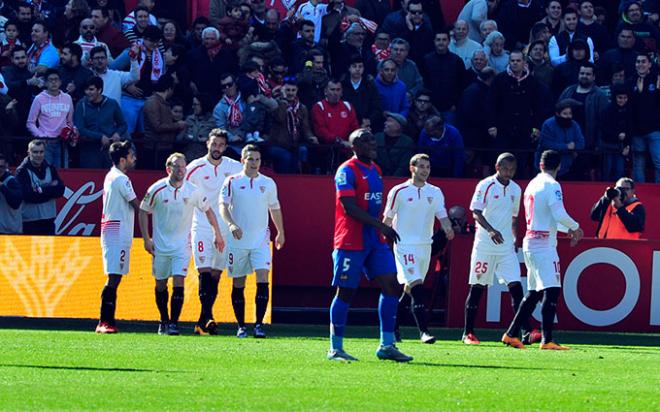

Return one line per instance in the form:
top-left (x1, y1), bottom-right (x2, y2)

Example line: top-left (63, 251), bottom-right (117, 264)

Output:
top-left (364, 192), bottom-right (382, 201)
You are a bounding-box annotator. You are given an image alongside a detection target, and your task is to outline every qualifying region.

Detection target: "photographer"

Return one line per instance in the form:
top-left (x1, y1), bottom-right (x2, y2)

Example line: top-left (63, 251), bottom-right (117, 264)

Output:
top-left (590, 177), bottom-right (645, 239)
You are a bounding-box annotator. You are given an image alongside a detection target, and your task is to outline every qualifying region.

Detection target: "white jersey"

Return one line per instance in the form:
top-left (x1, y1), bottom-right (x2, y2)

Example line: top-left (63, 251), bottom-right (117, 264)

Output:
top-left (523, 172), bottom-right (579, 251)
top-left (140, 178), bottom-right (210, 255)
top-left (383, 181), bottom-right (448, 246)
top-left (186, 156), bottom-right (242, 233)
top-left (221, 172), bottom-right (280, 249)
top-left (295, 1), bottom-right (328, 43)
top-left (470, 175), bottom-right (521, 255)
top-left (101, 166), bottom-right (137, 246)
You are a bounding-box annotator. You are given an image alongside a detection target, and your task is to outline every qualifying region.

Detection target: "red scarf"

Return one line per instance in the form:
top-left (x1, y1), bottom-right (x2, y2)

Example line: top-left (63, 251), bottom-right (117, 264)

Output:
top-left (224, 94), bottom-right (243, 128)
top-left (247, 71), bottom-right (271, 97)
top-left (133, 40), bottom-right (164, 81)
top-left (286, 98), bottom-right (300, 141)
top-left (27, 40), bottom-right (49, 72)
top-left (371, 44), bottom-right (391, 62)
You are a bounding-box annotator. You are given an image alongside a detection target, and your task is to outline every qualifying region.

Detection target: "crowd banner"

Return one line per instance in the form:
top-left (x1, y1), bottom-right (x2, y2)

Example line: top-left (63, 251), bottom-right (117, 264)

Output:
top-left (0, 235), bottom-right (271, 324)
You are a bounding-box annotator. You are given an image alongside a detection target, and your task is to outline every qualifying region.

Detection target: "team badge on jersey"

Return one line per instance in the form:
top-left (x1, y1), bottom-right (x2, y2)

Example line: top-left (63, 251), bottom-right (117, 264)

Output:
top-left (336, 171), bottom-right (347, 185)
top-left (260, 186), bottom-right (266, 193)
top-left (555, 190), bottom-right (562, 201)
top-left (427, 197), bottom-right (433, 204)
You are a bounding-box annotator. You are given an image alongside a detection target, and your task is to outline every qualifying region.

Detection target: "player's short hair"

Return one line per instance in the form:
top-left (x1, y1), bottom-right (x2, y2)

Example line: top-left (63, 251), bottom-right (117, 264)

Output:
top-left (166, 152), bottom-right (185, 167)
top-left (208, 128), bottom-right (229, 143)
top-left (109, 141), bottom-right (133, 165)
top-left (28, 139), bottom-right (45, 150)
top-left (540, 150), bottom-right (561, 171)
top-left (241, 144), bottom-right (260, 159)
top-left (410, 153), bottom-right (430, 166)
top-left (496, 152), bottom-right (516, 166)
top-left (348, 128), bottom-right (374, 145)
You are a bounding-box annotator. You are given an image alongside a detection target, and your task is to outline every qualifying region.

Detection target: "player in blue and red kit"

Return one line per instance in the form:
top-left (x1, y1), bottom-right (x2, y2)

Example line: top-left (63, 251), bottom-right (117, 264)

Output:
top-left (328, 128), bottom-right (413, 362)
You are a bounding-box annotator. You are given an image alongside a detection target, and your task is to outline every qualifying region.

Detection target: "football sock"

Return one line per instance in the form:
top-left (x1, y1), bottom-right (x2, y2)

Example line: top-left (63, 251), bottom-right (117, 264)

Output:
top-left (464, 285), bottom-right (484, 335)
top-left (541, 287), bottom-right (560, 343)
top-left (170, 287), bottom-right (184, 323)
top-left (231, 287), bottom-right (246, 327)
top-left (155, 287), bottom-right (169, 323)
top-left (330, 296), bottom-right (349, 351)
top-left (506, 290), bottom-right (543, 338)
top-left (379, 294), bottom-right (398, 347)
top-left (198, 272), bottom-right (213, 323)
top-left (209, 275), bottom-right (220, 315)
top-left (395, 292), bottom-right (411, 332)
top-left (99, 285), bottom-right (117, 325)
top-left (508, 282), bottom-right (531, 334)
top-left (410, 285), bottom-right (429, 333)
top-left (255, 282), bottom-right (269, 325)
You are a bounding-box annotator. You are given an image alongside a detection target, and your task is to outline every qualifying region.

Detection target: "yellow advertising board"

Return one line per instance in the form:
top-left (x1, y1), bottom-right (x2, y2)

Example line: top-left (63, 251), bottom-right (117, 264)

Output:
top-left (0, 236), bottom-right (271, 324)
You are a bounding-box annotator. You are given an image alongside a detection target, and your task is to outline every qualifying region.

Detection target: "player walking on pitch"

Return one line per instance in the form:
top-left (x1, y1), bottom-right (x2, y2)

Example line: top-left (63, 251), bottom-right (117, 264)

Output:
top-left (501, 150), bottom-right (583, 350)
top-left (96, 141), bottom-right (139, 334)
top-left (220, 144), bottom-right (285, 339)
top-left (186, 129), bottom-right (242, 335)
top-left (463, 153), bottom-right (541, 345)
top-left (328, 128), bottom-right (413, 362)
top-left (139, 153), bottom-right (225, 335)
top-left (383, 154), bottom-right (454, 344)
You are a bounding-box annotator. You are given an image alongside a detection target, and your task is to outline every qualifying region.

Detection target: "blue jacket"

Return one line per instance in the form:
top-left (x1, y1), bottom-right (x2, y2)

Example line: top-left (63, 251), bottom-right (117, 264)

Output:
top-left (375, 75), bottom-right (410, 117)
top-left (418, 125), bottom-right (465, 177)
top-left (536, 116), bottom-right (585, 176)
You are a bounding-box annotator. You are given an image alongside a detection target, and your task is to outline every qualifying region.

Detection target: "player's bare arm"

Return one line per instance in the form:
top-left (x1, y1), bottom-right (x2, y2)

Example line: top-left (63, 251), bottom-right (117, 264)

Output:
top-left (382, 216), bottom-right (393, 227)
top-left (269, 208), bottom-right (285, 250)
top-left (472, 209), bottom-right (503, 244)
top-left (204, 208), bottom-right (225, 252)
top-left (138, 209), bottom-right (154, 255)
top-left (440, 217), bottom-right (455, 240)
top-left (512, 216), bottom-right (518, 248)
top-left (339, 196), bottom-right (400, 243)
top-left (129, 198), bottom-right (141, 210)
top-left (219, 202), bottom-right (242, 240)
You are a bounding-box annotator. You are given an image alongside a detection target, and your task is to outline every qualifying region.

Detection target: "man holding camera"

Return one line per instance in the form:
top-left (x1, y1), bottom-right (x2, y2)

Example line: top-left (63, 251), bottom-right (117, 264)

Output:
top-left (590, 177), bottom-right (645, 239)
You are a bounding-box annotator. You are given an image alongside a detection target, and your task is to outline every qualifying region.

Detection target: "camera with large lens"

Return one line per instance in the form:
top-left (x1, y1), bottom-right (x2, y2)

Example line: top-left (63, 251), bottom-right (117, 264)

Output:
top-left (606, 186), bottom-right (627, 201)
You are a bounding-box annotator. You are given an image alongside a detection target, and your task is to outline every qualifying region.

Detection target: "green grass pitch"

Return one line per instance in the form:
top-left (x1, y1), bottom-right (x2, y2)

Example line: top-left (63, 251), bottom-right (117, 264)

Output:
top-left (0, 323), bottom-right (658, 411)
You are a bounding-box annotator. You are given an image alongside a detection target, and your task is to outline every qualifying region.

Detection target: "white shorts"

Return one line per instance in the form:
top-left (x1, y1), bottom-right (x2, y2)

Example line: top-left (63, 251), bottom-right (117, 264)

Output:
top-left (101, 243), bottom-right (131, 275)
top-left (152, 253), bottom-right (191, 280)
top-left (523, 248), bottom-right (561, 291)
top-left (192, 228), bottom-right (228, 271)
top-left (227, 243), bottom-right (271, 278)
top-left (394, 244), bottom-right (432, 285)
top-left (469, 249), bottom-right (521, 286)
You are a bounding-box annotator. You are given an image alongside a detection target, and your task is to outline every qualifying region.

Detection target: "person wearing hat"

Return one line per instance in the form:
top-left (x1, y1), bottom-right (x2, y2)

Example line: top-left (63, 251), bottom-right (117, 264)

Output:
top-left (548, 7), bottom-right (594, 67)
top-left (552, 37), bottom-right (591, 98)
top-left (374, 112), bottom-right (415, 176)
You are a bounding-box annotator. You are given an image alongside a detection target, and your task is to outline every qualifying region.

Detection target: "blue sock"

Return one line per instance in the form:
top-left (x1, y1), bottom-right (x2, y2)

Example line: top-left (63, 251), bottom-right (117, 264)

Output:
top-left (379, 294), bottom-right (398, 347)
top-left (330, 296), bottom-right (349, 350)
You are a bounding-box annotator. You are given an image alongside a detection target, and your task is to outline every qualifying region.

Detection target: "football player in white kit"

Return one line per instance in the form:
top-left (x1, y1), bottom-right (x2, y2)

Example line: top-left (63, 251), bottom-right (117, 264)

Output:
top-left (462, 153), bottom-right (540, 346)
top-left (139, 153), bottom-right (225, 336)
top-left (96, 141), bottom-right (138, 334)
top-left (186, 129), bottom-right (242, 335)
top-left (502, 150), bottom-right (583, 350)
top-left (383, 154), bottom-right (454, 344)
top-left (220, 144), bottom-right (285, 339)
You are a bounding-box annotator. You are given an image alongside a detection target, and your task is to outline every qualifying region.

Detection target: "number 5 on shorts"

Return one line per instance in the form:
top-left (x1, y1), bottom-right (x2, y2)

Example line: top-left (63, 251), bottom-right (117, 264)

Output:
top-left (342, 258), bottom-right (351, 272)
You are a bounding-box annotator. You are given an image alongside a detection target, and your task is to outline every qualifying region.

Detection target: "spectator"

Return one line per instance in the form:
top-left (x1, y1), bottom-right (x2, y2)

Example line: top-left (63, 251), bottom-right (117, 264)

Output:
top-left (320, 0), bottom-right (360, 48)
top-left (527, 21), bottom-right (551, 46)
top-left (267, 58), bottom-right (287, 89)
top-left (487, 50), bottom-right (545, 176)
top-left (26, 69), bottom-right (75, 168)
top-left (449, 19), bottom-right (483, 69)
top-left (374, 58), bottom-right (409, 117)
top-left (2, 46), bottom-right (37, 128)
top-left (527, 40), bottom-right (553, 89)
top-left (27, 22), bottom-right (59, 74)
top-left (590, 177), bottom-right (645, 239)
top-left (239, 81), bottom-right (278, 143)
top-left (495, 0), bottom-right (544, 50)
top-left (163, 44), bottom-right (192, 111)
top-left (629, 54), bottom-right (660, 183)
top-left (421, 30), bottom-right (465, 125)
top-left (406, 88), bottom-right (439, 140)
top-left (54, 0), bottom-right (91, 47)
top-left (179, 94), bottom-right (217, 161)
top-left (58, 43), bottom-right (93, 103)
top-left (297, 49), bottom-right (329, 109)
top-left (552, 38), bottom-right (590, 98)
top-left (382, 0), bottom-right (432, 40)
top-left (329, 22), bottom-right (376, 79)
top-left (600, 84), bottom-right (632, 181)
top-left (15, 3), bottom-right (35, 46)
top-left (355, 0), bottom-right (391, 26)
top-left (213, 73), bottom-right (246, 146)
top-left (340, 54), bottom-right (382, 130)
top-left (374, 112), bottom-right (414, 176)
top-left (1, 19), bottom-right (22, 68)
top-left (615, 1), bottom-right (660, 56)
top-left (457, 0), bottom-right (501, 43)
top-left (15, 139), bottom-right (65, 235)
top-left (311, 79), bottom-right (359, 146)
top-left (389, 38), bottom-right (423, 97)
top-left (535, 99), bottom-right (585, 178)
top-left (548, 8), bottom-right (594, 67)
top-left (391, 0), bottom-right (434, 66)
top-left (142, 74), bottom-right (186, 169)
top-left (187, 27), bottom-right (238, 101)
top-left (122, 0), bottom-right (158, 33)
top-left (483, 30), bottom-right (509, 73)
top-left (464, 49), bottom-right (488, 85)
top-left (576, 0), bottom-right (609, 56)
top-left (370, 31), bottom-right (391, 63)
top-left (537, 0), bottom-right (564, 36)
top-left (90, 45), bottom-right (139, 106)
top-left (0, 89), bottom-right (18, 141)
top-left (218, 1), bottom-right (249, 51)
top-left (268, 78), bottom-right (318, 173)
top-left (123, 6), bottom-right (152, 45)
top-left (186, 16), bottom-right (208, 49)
top-left (599, 28), bottom-right (638, 86)
top-left (0, 153), bottom-right (22, 234)
top-left (74, 76), bottom-right (127, 168)
top-left (91, 6), bottom-right (130, 58)
top-left (289, 20), bottom-right (321, 75)
top-left (295, 0), bottom-right (328, 44)
top-left (418, 115), bottom-right (465, 177)
top-left (479, 19), bottom-right (498, 42)
top-left (599, 63), bottom-right (626, 100)
top-left (75, 18), bottom-right (113, 68)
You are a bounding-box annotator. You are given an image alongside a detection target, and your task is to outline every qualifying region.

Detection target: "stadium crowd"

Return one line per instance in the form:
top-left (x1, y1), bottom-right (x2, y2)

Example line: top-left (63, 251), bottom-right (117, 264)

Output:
top-left (0, 0), bottom-right (659, 181)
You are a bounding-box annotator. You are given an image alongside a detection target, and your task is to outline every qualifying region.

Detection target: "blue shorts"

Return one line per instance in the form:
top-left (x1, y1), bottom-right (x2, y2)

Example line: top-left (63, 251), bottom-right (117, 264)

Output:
top-left (332, 247), bottom-right (397, 289)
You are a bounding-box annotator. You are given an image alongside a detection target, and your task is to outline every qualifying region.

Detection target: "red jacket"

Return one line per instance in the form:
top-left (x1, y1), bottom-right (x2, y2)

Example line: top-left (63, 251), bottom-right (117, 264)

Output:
top-left (311, 99), bottom-right (359, 144)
